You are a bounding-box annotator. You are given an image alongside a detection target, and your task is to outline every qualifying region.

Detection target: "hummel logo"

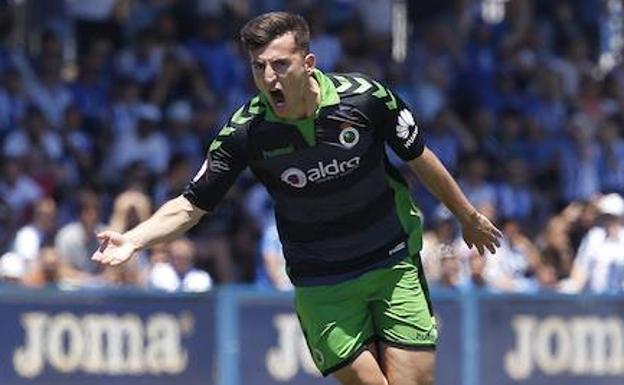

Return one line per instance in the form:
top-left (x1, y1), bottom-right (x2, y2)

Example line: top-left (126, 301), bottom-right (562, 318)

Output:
top-left (389, 241), bottom-right (406, 255)
top-left (263, 145), bottom-right (295, 158)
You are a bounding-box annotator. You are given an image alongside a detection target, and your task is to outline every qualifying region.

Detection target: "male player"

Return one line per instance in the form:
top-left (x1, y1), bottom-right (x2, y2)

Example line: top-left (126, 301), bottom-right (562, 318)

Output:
top-left (93, 12), bottom-right (502, 385)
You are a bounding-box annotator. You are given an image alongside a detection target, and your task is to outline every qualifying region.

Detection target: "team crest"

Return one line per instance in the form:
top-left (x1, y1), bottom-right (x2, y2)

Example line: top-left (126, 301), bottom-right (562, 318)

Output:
top-left (338, 126), bottom-right (360, 149)
top-left (280, 167), bottom-right (307, 188)
top-left (312, 348), bottom-right (325, 366)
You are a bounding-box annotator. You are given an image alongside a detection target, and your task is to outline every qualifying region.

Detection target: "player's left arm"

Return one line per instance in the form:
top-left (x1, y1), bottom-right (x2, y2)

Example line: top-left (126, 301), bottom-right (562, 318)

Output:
top-left (367, 79), bottom-right (501, 255)
top-left (407, 148), bottom-right (502, 255)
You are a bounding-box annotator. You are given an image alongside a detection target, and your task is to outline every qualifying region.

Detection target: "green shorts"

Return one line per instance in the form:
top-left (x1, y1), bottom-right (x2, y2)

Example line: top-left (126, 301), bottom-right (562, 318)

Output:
top-left (294, 254), bottom-right (437, 376)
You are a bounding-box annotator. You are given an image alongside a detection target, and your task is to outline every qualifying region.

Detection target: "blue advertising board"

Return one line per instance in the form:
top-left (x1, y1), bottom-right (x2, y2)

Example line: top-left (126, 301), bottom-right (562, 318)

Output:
top-left (217, 288), bottom-right (466, 385)
top-left (1, 286), bottom-right (623, 385)
top-left (478, 294), bottom-right (624, 385)
top-left (0, 288), bottom-right (215, 385)
top-left (238, 297), bottom-right (336, 384)
top-left (431, 292), bottom-right (464, 385)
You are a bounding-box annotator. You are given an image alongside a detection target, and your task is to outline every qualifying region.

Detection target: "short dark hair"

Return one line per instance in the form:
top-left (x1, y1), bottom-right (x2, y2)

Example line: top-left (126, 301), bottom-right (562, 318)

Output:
top-left (240, 12), bottom-right (310, 53)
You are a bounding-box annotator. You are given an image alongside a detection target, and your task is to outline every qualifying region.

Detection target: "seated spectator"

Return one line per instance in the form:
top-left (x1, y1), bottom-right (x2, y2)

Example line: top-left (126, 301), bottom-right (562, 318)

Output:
top-left (460, 251), bottom-right (489, 291)
top-left (11, 196), bottom-right (57, 265)
top-left (495, 158), bottom-right (535, 223)
top-left (100, 263), bottom-right (144, 287)
top-left (559, 193), bottom-right (624, 293)
top-left (421, 205), bottom-right (457, 282)
top-left (22, 247), bottom-right (86, 289)
top-left (0, 251), bottom-right (27, 285)
top-left (0, 157), bottom-right (43, 222)
top-left (535, 216), bottom-right (573, 280)
top-left (107, 189), bottom-right (152, 233)
top-left (108, 103), bottom-right (170, 176)
top-left (436, 253), bottom-right (462, 289)
top-left (0, 68), bottom-right (29, 133)
top-left (597, 120), bottom-right (624, 194)
top-left (458, 155), bottom-right (497, 212)
top-left (147, 238), bottom-right (212, 292)
top-left (115, 28), bottom-right (162, 86)
top-left (164, 100), bottom-right (202, 163)
top-left (153, 155), bottom-right (195, 206)
top-left (54, 190), bottom-right (106, 275)
top-left (3, 106), bottom-right (63, 161)
top-left (557, 113), bottom-right (600, 203)
top-left (482, 219), bottom-right (541, 292)
top-left (256, 221), bottom-right (292, 291)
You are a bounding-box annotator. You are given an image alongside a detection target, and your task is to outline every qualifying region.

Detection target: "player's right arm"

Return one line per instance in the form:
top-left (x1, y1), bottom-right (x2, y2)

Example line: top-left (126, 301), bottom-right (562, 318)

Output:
top-left (93, 102), bottom-right (254, 266)
top-left (92, 196), bottom-right (206, 266)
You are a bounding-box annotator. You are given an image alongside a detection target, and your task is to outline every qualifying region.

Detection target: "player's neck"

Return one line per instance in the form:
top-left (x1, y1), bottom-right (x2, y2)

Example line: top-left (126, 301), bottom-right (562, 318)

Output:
top-left (296, 75), bottom-right (321, 119)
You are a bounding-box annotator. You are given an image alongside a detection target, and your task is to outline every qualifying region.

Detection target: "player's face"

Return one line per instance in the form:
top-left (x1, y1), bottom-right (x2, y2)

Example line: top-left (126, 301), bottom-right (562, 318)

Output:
top-left (249, 32), bottom-right (315, 119)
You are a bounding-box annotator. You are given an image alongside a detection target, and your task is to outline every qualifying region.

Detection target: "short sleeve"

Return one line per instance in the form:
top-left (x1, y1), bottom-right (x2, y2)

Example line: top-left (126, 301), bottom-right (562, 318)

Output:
top-left (183, 124), bottom-right (249, 211)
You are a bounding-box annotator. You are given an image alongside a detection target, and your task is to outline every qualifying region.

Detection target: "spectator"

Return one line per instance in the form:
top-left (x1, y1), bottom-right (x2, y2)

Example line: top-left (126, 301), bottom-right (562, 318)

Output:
top-left (495, 158), bottom-right (535, 223)
top-left (115, 28), bottom-right (163, 86)
top-left (482, 219), bottom-right (541, 292)
top-left (147, 238), bottom-right (212, 292)
top-left (186, 17), bottom-right (242, 95)
top-left (0, 157), bottom-right (43, 222)
top-left (107, 189), bottom-right (152, 233)
top-left (460, 251), bottom-right (489, 291)
top-left (0, 68), bottom-right (29, 133)
top-left (559, 193), bottom-right (624, 294)
top-left (108, 103), bottom-right (170, 176)
top-left (3, 106), bottom-right (63, 161)
top-left (436, 253), bottom-right (462, 289)
top-left (557, 113), bottom-right (600, 203)
top-left (0, 251), bottom-right (27, 285)
top-left (257, 221), bottom-right (292, 291)
top-left (11, 196), bottom-right (57, 265)
top-left (54, 190), bottom-right (105, 275)
top-left (597, 120), bottom-right (624, 194)
top-left (70, 42), bottom-right (111, 120)
top-left (22, 246), bottom-right (85, 288)
top-left (164, 100), bottom-right (202, 163)
top-left (458, 156), bottom-right (497, 213)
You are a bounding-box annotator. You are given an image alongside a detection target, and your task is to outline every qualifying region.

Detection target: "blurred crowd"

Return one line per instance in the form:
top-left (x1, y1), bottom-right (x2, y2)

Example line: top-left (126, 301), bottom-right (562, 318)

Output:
top-left (0, 0), bottom-right (623, 294)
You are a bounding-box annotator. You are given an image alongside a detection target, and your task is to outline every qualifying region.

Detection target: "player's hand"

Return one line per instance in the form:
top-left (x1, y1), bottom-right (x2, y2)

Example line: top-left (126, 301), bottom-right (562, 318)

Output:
top-left (91, 230), bottom-right (138, 266)
top-left (460, 212), bottom-right (502, 255)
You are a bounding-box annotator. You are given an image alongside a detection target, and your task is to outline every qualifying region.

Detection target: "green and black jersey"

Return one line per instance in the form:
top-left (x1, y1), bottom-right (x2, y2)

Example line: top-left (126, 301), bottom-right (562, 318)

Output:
top-left (184, 69), bottom-right (425, 286)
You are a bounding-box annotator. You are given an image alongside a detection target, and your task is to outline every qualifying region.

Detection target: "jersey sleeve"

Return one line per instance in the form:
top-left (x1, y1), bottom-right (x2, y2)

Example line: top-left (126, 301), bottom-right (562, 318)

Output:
top-left (183, 119), bottom-right (250, 212)
top-left (369, 81), bottom-right (424, 161)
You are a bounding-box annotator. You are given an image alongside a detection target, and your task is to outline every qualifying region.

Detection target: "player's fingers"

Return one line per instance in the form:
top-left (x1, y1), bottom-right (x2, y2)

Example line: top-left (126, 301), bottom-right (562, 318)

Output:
top-left (97, 231), bottom-right (113, 241)
top-left (91, 251), bottom-right (102, 261)
top-left (100, 252), bottom-right (116, 265)
top-left (487, 231), bottom-right (501, 247)
top-left (486, 242), bottom-right (497, 254)
top-left (476, 243), bottom-right (485, 256)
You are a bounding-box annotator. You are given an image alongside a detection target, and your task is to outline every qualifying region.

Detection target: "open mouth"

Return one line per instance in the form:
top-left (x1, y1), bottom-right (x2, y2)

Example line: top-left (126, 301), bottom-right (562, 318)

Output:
top-left (269, 89), bottom-right (286, 110)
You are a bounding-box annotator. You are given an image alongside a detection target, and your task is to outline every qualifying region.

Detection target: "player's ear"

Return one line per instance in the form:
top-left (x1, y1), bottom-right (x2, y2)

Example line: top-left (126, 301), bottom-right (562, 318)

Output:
top-left (304, 53), bottom-right (316, 74)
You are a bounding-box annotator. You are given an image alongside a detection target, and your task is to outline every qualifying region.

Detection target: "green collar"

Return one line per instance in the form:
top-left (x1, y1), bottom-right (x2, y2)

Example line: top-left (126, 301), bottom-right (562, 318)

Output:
top-left (314, 68), bottom-right (340, 108)
top-left (259, 69), bottom-right (339, 146)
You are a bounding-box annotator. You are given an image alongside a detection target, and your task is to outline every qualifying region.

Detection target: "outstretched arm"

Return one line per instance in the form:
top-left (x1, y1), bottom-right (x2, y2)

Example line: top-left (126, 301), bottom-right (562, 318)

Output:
top-left (408, 147), bottom-right (502, 255)
top-left (92, 196), bottom-right (206, 266)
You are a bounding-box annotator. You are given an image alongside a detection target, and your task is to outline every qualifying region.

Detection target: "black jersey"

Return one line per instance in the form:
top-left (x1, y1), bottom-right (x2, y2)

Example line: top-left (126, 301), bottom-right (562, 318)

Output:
top-left (184, 70), bottom-right (425, 285)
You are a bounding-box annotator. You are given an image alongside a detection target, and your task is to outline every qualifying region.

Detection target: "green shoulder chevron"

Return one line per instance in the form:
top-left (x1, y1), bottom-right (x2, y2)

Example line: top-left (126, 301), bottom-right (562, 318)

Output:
top-left (328, 73), bottom-right (397, 110)
top-left (209, 97), bottom-right (263, 153)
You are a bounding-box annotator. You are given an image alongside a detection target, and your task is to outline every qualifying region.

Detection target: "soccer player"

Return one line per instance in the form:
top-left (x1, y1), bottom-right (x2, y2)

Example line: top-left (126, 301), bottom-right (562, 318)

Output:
top-left (92, 12), bottom-right (502, 385)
